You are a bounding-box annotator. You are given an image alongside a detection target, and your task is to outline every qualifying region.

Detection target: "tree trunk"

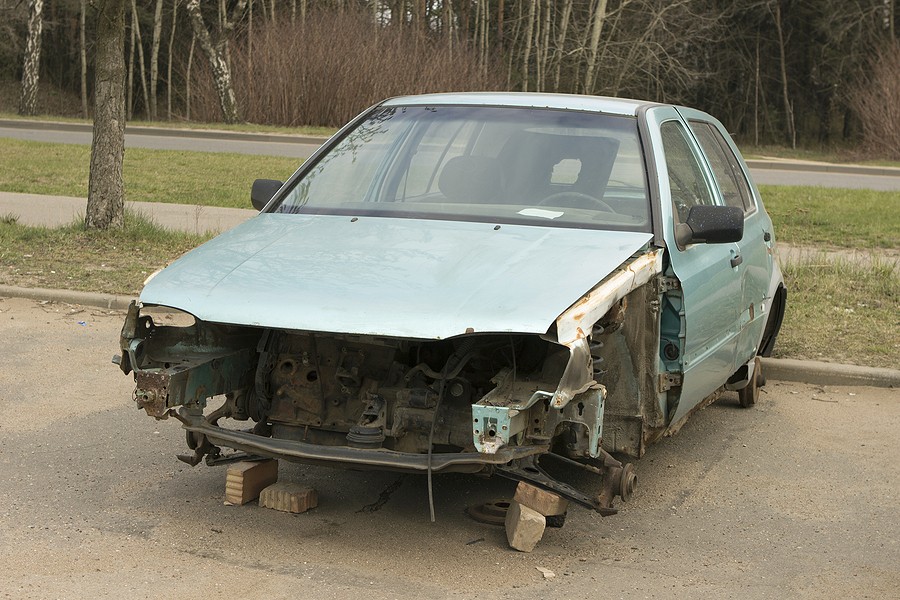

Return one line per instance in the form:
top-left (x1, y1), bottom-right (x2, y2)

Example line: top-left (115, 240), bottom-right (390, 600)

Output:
top-left (19, 0), bottom-right (44, 116)
top-left (86, 0), bottom-right (127, 230)
top-left (126, 3), bottom-right (135, 118)
top-left (166, 0), bottom-right (178, 120)
top-left (553, 0), bottom-right (573, 92)
top-left (80, 0), bottom-right (89, 118)
top-left (772, 1), bottom-right (796, 148)
top-left (186, 34), bottom-right (195, 120)
top-left (583, 0), bottom-right (609, 95)
top-left (149, 0), bottom-right (164, 120)
top-left (131, 0), bottom-right (150, 118)
top-left (538, 0), bottom-right (551, 91)
top-left (521, 0), bottom-right (537, 91)
top-left (185, 0), bottom-right (245, 124)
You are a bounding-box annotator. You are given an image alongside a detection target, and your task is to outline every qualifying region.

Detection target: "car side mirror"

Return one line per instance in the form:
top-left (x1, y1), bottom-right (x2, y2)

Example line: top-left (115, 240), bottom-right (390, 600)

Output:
top-left (675, 205), bottom-right (744, 246)
top-left (251, 179), bottom-right (283, 211)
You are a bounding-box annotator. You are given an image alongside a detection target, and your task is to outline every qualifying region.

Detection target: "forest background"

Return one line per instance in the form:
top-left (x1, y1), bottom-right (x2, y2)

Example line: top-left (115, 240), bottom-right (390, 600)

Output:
top-left (2, 0), bottom-right (899, 157)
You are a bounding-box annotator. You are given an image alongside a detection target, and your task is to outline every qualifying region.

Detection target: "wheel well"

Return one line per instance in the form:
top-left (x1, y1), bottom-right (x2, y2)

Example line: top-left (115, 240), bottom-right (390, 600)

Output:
top-left (759, 284), bottom-right (786, 357)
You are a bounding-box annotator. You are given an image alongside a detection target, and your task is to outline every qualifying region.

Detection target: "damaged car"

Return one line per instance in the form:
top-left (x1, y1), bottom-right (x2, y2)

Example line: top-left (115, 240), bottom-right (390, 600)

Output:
top-left (117, 93), bottom-right (786, 519)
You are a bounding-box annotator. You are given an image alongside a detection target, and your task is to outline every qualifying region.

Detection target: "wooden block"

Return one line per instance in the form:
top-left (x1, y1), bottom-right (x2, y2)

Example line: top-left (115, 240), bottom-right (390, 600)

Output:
top-left (259, 482), bottom-right (318, 514)
top-left (505, 500), bottom-right (546, 553)
top-left (224, 460), bottom-right (278, 505)
top-left (513, 481), bottom-right (569, 516)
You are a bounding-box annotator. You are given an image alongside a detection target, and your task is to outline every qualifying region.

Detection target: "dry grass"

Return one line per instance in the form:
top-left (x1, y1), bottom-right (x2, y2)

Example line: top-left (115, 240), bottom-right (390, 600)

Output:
top-left (774, 256), bottom-right (900, 368)
top-left (0, 212), bottom-right (208, 296)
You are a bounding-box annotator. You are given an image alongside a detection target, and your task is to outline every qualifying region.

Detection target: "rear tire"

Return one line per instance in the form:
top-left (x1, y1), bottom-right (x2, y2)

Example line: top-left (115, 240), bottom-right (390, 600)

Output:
top-left (738, 356), bottom-right (762, 408)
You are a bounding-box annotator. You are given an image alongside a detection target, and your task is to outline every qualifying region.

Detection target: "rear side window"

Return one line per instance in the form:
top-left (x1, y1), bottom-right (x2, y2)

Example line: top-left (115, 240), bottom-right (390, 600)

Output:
top-left (689, 121), bottom-right (755, 213)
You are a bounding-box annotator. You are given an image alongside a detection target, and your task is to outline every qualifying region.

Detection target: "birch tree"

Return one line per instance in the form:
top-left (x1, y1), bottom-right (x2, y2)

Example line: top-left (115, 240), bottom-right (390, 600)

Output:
top-left (18, 0), bottom-right (44, 116)
top-left (149, 0), bottom-right (164, 120)
top-left (583, 0), bottom-right (610, 94)
top-left (86, 0), bottom-right (127, 230)
top-left (185, 0), bottom-right (247, 124)
top-left (80, 0), bottom-right (88, 117)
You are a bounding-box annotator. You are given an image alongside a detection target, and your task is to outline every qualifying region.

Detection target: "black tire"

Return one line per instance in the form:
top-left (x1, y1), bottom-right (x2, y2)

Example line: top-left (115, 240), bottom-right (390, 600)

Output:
top-left (738, 356), bottom-right (762, 408)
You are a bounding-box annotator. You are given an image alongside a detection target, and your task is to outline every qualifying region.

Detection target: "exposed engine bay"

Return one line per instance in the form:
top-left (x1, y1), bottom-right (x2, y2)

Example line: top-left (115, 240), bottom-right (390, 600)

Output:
top-left (116, 271), bottom-right (670, 517)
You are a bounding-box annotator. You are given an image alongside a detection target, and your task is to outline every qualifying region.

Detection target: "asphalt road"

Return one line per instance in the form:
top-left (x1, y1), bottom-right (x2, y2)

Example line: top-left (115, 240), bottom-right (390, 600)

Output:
top-left (2, 123), bottom-right (900, 190)
top-left (0, 296), bottom-right (897, 599)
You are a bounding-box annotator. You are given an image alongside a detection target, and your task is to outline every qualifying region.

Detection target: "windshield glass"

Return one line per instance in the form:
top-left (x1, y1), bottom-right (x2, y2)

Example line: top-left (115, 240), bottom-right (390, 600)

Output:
top-left (272, 105), bottom-right (650, 231)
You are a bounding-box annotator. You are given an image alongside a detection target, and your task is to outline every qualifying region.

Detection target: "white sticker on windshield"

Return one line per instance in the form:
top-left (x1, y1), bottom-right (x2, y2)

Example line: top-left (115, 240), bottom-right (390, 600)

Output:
top-left (518, 208), bottom-right (564, 219)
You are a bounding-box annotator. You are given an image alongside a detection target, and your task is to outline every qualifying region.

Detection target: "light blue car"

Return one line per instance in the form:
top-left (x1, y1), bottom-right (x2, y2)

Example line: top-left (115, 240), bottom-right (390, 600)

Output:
top-left (119, 93), bottom-right (786, 518)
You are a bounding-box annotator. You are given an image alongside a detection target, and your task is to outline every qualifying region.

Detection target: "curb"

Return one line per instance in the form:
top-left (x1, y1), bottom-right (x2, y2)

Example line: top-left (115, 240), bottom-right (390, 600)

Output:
top-left (0, 284), bottom-right (135, 311)
top-left (760, 357), bottom-right (899, 389)
top-left (1, 284), bottom-right (897, 389)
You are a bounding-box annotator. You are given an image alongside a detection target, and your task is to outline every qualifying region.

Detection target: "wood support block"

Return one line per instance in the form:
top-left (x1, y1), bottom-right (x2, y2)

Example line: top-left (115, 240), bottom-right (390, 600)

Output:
top-left (513, 481), bottom-right (569, 516)
top-left (259, 482), bottom-right (318, 514)
top-left (224, 460), bottom-right (278, 505)
top-left (505, 500), bottom-right (546, 553)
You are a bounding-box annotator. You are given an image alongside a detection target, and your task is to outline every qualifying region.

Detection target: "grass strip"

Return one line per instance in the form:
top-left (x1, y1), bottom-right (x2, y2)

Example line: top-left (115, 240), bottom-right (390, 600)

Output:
top-left (760, 185), bottom-right (900, 249)
top-left (0, 213), bottom-right (209, 296)
top-left (773, 256), bottom-right (899, 369)
top-left (0, 138), bottom-right (300, 209)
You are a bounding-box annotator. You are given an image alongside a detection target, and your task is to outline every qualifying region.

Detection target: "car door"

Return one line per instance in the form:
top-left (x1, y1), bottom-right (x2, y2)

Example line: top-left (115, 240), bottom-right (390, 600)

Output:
top-left (643, 107), bottom-right (742, 426)
top-left (681, 110), bottom-right (774, 365)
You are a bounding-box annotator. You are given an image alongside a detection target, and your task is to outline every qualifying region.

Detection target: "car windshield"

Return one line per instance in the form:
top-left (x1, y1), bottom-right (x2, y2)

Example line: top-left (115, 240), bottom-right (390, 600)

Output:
top-left (272, 105), bottom-right (651, 231)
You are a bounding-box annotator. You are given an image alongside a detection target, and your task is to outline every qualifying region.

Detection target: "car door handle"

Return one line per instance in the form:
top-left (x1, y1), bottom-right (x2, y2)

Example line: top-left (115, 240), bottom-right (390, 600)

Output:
top-left (730, 255), bottom-right (743, 268)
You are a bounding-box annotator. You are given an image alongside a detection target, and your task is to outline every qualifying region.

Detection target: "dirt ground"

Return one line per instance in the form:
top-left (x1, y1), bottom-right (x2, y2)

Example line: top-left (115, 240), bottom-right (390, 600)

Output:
top-left (0, 296), bottom-right (897, 599)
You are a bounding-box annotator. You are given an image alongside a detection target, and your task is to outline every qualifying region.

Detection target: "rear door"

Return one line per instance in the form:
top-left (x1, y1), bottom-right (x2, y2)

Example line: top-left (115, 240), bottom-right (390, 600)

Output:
top-left (681, 110), bottom-right (773, 365)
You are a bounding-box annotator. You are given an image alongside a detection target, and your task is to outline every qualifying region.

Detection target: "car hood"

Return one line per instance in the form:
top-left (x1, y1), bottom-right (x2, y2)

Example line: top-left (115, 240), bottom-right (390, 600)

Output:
top-left (141, 214), bottom-right (653, 339)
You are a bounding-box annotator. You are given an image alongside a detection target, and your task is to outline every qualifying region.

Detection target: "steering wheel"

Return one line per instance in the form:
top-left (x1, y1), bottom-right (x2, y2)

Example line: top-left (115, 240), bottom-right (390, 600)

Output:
top-left (537, 191), bottom-right (616, 213)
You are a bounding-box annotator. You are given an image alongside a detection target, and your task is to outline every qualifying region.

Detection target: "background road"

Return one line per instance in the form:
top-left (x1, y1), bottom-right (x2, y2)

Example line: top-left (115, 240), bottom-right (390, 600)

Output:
top-left (2, 122), bottom-right (900, 191)
top-left (0, 296), bottom-right (897, 599)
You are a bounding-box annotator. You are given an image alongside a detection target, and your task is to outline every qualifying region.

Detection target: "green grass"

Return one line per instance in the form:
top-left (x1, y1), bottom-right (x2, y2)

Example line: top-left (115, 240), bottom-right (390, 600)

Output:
top-left (0, 138), bottom-right (301, 208)
top-left (0, 111), bottom-right (337, 138)
top-left (759, 185), bottom-right (900, 249)
top-left (0, 212), bottom-right (208, 295)
top-left (774, 257), bottom-right (900, 369)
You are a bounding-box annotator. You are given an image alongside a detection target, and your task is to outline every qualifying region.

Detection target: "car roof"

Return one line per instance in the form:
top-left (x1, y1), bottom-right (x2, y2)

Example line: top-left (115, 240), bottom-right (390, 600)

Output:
top-left (380, 92), bottom-right (656, 117)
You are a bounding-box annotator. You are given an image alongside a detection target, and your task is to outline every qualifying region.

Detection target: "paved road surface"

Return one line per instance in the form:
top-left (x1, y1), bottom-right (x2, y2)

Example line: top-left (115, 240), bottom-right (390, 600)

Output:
top-left (0, 296), bottom-right (897, 599)
top-left (3, 123), bottom-right (900, 190)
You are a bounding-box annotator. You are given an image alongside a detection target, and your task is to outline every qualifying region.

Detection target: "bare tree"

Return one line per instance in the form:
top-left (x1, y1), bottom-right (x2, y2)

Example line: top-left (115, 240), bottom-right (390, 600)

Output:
top-left (86, 0), bottom-right (127, 230)
top-left (521, 0), bottom-right (536, 91)
top-left (185, 0), bottom-right (247, 123)
top-left (771, 1), bottom-right (796, 148)
top-left (149, 0), bottom-right (164, 120)
top-left (80, 0), bottom-right (89, 118)
top-left (131, 0), bottom-right (150, 118)
top-left (583, 0), bottom-right (610, 94)
top-left (18, 0), bottom-right (44, 116)
top-left (166, 0), bottom-right (178, 120)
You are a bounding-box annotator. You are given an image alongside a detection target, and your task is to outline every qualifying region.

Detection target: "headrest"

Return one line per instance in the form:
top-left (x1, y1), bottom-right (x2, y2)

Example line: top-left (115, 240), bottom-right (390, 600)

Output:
top-left (438, 156), bottom-right (502, 203)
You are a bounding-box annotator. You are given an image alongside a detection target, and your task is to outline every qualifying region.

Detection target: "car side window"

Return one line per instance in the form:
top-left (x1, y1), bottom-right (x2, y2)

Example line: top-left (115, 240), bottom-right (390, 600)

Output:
top-left (660, 121), bottom-right (715, 221)
top-left (689, 121), bottom-right (755, 213)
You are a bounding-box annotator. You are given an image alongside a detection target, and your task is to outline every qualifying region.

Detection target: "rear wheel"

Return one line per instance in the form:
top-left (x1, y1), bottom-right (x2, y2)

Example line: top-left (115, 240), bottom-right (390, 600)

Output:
top-left (738, 356), bottom-right (762, 408)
